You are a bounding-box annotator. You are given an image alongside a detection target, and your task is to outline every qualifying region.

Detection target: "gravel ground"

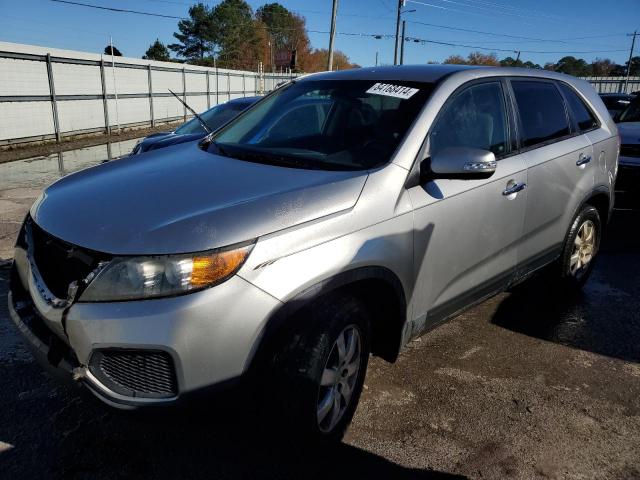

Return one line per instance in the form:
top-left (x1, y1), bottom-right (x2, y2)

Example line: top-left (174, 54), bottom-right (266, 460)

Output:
top-left (0, 212), bottom-right (638, 479)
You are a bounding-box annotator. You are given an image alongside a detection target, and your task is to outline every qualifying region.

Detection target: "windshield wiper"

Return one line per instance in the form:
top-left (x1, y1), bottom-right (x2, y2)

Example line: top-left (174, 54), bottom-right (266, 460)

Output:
top-left (209, 140), bottom-right (229, 157)
top-left (220, 144), bottom-right (319, 168)
top-left (169, 89), bottom-right (212, 134)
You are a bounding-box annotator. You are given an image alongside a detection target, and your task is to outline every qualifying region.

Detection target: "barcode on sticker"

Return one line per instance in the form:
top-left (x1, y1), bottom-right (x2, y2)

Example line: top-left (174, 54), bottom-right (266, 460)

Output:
top-left (366, 83), bottom-right (419, 99)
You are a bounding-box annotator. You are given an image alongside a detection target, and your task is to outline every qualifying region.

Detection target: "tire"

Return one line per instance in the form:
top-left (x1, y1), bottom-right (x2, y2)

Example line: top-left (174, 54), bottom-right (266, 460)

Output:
top-left (267, 294), bottom-right (371, 443)
top-left (555, 204), bottom-right (601, 291)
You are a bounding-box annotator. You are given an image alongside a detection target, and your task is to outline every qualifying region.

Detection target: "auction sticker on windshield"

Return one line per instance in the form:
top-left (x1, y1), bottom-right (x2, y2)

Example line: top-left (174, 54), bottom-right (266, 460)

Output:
top-left (366, 83), bottom-right (419, 99)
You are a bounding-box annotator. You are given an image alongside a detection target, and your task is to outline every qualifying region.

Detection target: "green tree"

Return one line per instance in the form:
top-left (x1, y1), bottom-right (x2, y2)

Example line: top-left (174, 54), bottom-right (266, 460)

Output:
top-left (500, 56), bottom-right (520, 67)
top-left (500, 56), bottom-right (541, 69)
top-left (256, 3), bottom-right (295, 51)
top-left (143, 39), bottom-right (171, 62)
top-left (624, 56), bottom-right (640, 76)
top-left (522, 61), bottom-right (541, 69)
top-left (299, 48), bottom-right (359, 72)
top-left (104, 45), bottom-right (122, 56)
top-left (466, 52), bottom-right (499, 66)
top-left (169, 3), bottom-right (215, 60)
top-left (211, 0), bottom-right (264, 70)
top-left (443, 54), bottom-right (466, 65)
top-left (590, 58), bottom-right (616, 76)
top-left (554, 56), bottom-right (591, 77)
top-left (256, 3), bottom-right (310, 71)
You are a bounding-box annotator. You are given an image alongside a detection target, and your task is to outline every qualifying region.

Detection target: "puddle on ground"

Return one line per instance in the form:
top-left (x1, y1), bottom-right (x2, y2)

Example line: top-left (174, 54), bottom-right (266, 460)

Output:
top-left (0, 138), bottom-right (142, 192)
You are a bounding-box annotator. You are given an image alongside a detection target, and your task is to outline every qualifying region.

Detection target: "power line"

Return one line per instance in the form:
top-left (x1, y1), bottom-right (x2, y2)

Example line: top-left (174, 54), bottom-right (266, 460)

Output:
top-left (406, 19), bottom-right (563, 42)
top-left (406, 19), bottom-right (630, 47)
top-left (405, 36), bottom-right (629, 54)
top-left (405, 0), bottom-right (535, 23)
top-left (416, 0), bottom-right (554, 22)
top-left (49, 0), bottom-right (395, 38)
top-left (426, 0), bottom-right (579, 25)
top-left (50, 0), bottom-right (183, 19)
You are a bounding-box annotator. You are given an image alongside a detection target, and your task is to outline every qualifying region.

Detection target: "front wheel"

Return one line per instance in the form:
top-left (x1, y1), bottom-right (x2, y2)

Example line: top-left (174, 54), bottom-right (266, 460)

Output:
top-left (556, 205), bottom-right (601, 291)
top-left (268, 295), bottom-right (370, 442)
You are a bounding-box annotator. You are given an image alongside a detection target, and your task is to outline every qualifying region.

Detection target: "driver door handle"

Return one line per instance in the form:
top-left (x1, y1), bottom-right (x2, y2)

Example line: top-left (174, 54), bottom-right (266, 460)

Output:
top-left (502, 182), bottom-right (526, 196)
top-left (576, 153), bottom-right (592, 166)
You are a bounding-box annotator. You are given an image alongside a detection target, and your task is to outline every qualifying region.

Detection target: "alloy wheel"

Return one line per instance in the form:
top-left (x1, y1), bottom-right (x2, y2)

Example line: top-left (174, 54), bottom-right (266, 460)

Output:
top-left (569, 219), bottom-right (596, 276)
top-left (316, 325), bottom-right (362, 433)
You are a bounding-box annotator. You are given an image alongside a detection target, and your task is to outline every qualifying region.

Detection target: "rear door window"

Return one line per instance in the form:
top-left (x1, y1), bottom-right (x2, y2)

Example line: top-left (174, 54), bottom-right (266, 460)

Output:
top-left (558, 83), bottom-right (598, 132)
top-left (511, 80), bottom-right (570, 148)
top-left (430, 81), bottom-right (509, 157)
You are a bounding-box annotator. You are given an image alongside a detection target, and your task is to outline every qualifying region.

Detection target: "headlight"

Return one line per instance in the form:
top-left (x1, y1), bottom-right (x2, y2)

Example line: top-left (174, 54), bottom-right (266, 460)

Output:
top-left (79, 243), bottom-right (253, 302)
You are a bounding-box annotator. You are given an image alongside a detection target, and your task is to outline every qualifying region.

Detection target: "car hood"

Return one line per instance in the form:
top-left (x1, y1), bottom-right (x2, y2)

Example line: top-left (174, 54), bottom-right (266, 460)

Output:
top-left (31, 142), bottom-right (368, 255)
top-left (138, 132), bottom-right (204, 153)
top-left (617, 122), bottom-right (640, 146)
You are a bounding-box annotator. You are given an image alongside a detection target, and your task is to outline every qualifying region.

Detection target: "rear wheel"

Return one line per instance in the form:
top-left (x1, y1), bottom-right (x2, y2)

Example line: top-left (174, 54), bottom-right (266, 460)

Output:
top-left (268, 295), bottom-right (370, 442)
top-left (556, 205), bottom-right (601, 291)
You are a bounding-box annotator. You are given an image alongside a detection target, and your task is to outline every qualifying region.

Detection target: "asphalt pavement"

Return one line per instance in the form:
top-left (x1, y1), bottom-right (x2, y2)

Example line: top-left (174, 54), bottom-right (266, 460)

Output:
top-left (0, 211), bottom-right (638, 480)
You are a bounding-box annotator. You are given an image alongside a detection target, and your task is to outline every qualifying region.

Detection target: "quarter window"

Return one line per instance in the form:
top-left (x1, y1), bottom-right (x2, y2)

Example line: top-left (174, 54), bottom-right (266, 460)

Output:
top-left (430, 82), bottom-right (509, 157)
top-left (558, 83), bottom-right (598, 132)
top-left (511, 81), bottom-right (570, 148)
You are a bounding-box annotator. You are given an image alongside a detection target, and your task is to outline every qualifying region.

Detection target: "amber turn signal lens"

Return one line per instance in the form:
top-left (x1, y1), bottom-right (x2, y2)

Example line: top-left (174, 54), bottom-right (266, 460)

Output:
top-left (191, 248), bottom-right (249, 287)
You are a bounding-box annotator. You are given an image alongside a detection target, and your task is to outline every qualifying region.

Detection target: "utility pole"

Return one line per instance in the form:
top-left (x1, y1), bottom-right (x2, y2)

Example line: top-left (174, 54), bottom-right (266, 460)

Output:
top-left (625, 31), bottom-right (637, 93)
top-left (375, 51), bottom-right (379, 67)
top-left (109, 36), bottom-right (120, 134)
top-left (400, 20), bottom-right (406, 65)
top-left (394, 0), bottom-right (404, 65)
top-left (515, 50), bottom-right (521, 63)
top-left (327, 0), bottom-right (339, 71)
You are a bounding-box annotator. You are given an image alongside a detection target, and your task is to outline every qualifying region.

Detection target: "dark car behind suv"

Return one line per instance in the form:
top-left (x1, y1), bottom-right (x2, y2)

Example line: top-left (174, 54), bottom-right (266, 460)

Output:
top-left (130, 96), bottom-right (260, 155)
top-left (615, 95), bottom-right (640, 209)
top-left (600, 93), bottom-right (635, 118)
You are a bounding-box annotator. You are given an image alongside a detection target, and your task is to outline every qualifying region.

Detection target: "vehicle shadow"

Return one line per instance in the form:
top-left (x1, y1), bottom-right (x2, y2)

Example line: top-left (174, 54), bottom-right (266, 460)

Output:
top-left (0, 383), bottom-right (466, 479)
top-left (491, 210), bottom-right (640, 364)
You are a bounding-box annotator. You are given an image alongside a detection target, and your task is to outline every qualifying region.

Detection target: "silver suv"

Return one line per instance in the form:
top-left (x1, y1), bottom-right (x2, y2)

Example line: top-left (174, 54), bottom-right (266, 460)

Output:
top-left (8, 65), bottom-right (618, 441)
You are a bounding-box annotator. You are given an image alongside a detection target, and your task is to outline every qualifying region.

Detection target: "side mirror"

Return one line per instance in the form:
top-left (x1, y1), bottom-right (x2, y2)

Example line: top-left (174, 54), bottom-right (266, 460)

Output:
top-left (423, 147), bottom-right (497, 180)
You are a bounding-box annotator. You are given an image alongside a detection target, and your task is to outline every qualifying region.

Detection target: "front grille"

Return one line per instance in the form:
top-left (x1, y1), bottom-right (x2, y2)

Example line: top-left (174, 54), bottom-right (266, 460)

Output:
top-left (90, 350), bottom-right (178, 398)
top-left (620, 144), bottom-right (640, 158)
top-left (28, 218), bottom-right (107, 299)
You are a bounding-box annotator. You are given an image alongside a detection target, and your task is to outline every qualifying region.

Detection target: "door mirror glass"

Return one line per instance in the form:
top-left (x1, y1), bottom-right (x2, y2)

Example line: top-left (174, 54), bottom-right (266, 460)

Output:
top-left (424, 147), bottom-right (497, 179)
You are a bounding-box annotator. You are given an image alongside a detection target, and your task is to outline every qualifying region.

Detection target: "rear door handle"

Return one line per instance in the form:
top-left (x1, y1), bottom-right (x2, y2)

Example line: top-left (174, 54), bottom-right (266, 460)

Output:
top-left (502, 182), bottom-right (526, 196)
top-left (576, 153), bottom-right (591, 166)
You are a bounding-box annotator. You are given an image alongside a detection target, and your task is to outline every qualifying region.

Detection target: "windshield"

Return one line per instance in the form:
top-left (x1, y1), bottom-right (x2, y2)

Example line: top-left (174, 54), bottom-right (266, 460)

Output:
top-left (176, 102), bottom-right (249, 135)
top-left (618, 96), bottom-right (640, 123)
top-left (206, 80), bottom-right (434, 170)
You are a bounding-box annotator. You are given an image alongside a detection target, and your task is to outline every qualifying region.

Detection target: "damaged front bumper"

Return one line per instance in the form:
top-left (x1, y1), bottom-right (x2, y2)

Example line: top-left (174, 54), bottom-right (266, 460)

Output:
top-left (7, 220), bottom-right (282, 409)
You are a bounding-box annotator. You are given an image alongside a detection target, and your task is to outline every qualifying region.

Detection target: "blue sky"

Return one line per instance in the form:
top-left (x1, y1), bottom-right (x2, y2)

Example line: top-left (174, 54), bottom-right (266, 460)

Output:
top-left (2, 0), bottom-right (639, 68)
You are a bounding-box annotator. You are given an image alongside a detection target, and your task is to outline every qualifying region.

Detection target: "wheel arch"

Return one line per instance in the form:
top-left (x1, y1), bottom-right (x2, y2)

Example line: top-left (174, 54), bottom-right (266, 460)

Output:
top-left (245, 266), bottom-right (408, 379)
top-left (582, 188), bottom-right (611, 229)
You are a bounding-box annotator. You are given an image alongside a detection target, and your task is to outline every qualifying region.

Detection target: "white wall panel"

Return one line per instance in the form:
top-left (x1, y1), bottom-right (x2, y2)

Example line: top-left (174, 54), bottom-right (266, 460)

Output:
top-left (0, 101), bottom-right (54, 140)
top-left (184, 94), bottom-right (208, 113)
top-left (107, 97), bottom-right (150, 125)
top-left (152, 70), bottom-right (183, 94)
top-left (105, 66), bottom-right (148, 95)
top-left (0, 58), bottom-right (49, 95)
top-left (185, 72), bottom-right (207, 92)
top-left (57, 99), bottom-right (105, 132)
top-left (53, 63), bottom-right (101, 95)
top-left (152, 96), bottom-right (184, 121)
top-left (229, 74), bottom-right (244, 92)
